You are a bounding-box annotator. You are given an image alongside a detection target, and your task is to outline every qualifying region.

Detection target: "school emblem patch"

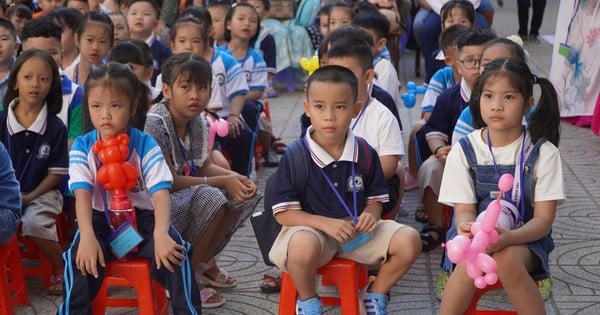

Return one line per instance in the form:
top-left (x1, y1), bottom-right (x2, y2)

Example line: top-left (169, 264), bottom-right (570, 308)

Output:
top-left (347, 175), bottom-right (364, 192)
top-left (37, 143), bottom-right (51, 159)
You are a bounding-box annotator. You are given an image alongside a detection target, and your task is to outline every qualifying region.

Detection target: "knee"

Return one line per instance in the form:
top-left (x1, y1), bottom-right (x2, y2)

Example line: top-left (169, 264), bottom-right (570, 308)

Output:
top-left (494, 248), bottom-right (528, 283)
top-left (287, 231), bottom-right (320, 265)
top-left (390, 227), bottom-right (421, 261)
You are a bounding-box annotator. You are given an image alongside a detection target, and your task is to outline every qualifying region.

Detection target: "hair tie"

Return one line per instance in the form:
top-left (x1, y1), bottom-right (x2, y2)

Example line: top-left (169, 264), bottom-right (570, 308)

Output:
top-left (532, 74), bottom-right (538, 85)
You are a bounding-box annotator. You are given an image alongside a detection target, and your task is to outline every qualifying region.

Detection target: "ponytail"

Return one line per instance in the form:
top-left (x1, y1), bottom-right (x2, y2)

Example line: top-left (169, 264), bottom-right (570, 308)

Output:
top-left (526, 77), bottom-right (560, 146)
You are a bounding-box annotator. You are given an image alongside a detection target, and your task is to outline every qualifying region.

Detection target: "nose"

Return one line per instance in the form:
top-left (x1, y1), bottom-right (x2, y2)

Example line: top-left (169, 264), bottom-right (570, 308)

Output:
top-left (189, 88), bottom-right (199, 100)
top-left (323, 108), bottom-right (335, 121)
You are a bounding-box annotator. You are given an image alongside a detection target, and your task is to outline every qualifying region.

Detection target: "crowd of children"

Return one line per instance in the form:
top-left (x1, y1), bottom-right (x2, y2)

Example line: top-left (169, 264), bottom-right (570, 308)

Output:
top-left (0, 0), bottom-right (565, 314)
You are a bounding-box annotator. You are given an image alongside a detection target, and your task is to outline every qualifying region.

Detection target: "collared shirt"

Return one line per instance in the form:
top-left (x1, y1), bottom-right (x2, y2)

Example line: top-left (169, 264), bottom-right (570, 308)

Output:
top-left (270, 127), bottom-right (389, 217)
top-left (0, 99), bottom-right (68, 192)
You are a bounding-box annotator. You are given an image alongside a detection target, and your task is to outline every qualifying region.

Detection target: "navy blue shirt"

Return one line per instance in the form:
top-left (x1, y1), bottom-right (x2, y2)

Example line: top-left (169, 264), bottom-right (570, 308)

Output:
top-left (0, 107), bottom-right (68, 192)
top-left (271, 129), bottom-right (389, 218)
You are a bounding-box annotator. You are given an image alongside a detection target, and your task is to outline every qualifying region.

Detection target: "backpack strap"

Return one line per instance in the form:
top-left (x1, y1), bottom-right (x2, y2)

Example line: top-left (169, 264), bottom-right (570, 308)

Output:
top-left (285, 139), bottom-right (311, 200)
top-left (355, 136), bottom-right (371, 175)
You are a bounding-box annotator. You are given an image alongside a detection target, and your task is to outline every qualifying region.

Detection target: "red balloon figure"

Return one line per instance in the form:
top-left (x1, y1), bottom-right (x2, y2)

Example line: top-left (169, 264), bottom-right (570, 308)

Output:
top-left (92, 133), bottom-right (140, 235)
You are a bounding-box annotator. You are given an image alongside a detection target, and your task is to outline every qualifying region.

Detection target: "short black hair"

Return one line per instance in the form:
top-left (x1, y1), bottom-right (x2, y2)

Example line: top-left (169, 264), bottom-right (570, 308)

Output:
top-left (441, 0), bottom-right (475, 25)
top-left (76, 11), bottom-right (114, 47)
top-left (127, 0), bottom-right (160, 19)
top-left (456, 28), bottom-right (497, 52)
top-left (21, 17), bottom-right (63, 44)
top-left (306, 65), bottom-right (358, 103)
top-left (439, 24), bottom-right (470, 53)
top-left (7, 4), bottom-right (33, 20)
top-left (178, 5), bottom-right (212, 26)
top-left (161, 53), bottom-right (212, 90)
top-left (327, 38), bottom-right (373, 71)
top-left (127, 39), bottom-right (153, 67)
top-left (0, 18), bottom-right (17, 41)
top-left (352, 9), bottom-right (389, 40)
top-left (48, 7), bottom-right (83, 32)
top-left (109, 40), bottom-right (146, 66)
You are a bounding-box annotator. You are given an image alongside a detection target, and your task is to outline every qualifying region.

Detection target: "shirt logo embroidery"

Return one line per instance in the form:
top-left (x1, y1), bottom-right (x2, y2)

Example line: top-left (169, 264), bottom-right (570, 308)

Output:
top-left (215, 73), bottom-right (225, 86)
top-left (347, 175), bottom-right (364, 192)
top-left (37, 143), bottom-right (51, 159)
top-left (244, 70), bottom-right (252, 82)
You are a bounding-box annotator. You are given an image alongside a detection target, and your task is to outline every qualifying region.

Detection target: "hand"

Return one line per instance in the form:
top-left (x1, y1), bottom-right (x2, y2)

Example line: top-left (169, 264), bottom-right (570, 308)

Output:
top-left (154, 232), bottom-right (186, 272)
top-left (227, 115), bottom-right (243, 138)
top-left (21, 192), bottom-right (33, 207)
top-left (457, 221), bottom-right (474, 238)
top-left (355, 212), bottom-right (378, 233)
top-left (224, 174), bottom-right (256, 203)
top-left (76, 235), bottom-right (105, 278)
top-left (321, 217), bottom-right (356, 244)
top-left (486, 227), bottom-right (512, 253)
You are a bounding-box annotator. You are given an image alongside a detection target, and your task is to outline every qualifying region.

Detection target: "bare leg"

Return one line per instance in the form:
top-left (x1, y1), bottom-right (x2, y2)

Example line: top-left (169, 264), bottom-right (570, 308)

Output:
top-left (407, 123), bottom-right (424, 179)
top-left (423, 187), bottom-right (443, 228)
top-left (27, 236), bottom-right (64, 272)
top-left (370, 227), bottom-right (421, 293)
top-left (286, 231), bottom-right (320, 300)
top-left (440, 262), bottom-right (477, 314)
top-left (191, 206), bottom-right (227, 268)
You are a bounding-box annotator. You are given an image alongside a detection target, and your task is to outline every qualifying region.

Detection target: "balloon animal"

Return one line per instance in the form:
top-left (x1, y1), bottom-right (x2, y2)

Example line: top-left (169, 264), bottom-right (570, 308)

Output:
top-left (401, 81), bottom-right (426, 108)
top-left (443, 173), bottom-right (514, 289)
top-left (300, 56), bottom-right (320, 76)
top-left (205, 113), bottom-right (230, 150)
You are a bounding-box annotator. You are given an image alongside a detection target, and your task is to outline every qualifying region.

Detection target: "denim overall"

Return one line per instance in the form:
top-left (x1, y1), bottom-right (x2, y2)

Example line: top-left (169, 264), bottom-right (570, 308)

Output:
top-left (442, 135), bottom-right (554, 280)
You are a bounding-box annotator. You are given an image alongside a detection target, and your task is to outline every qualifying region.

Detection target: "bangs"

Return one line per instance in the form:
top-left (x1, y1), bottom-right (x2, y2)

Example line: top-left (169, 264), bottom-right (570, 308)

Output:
top-left (171, 61), bottom-right (212, 89)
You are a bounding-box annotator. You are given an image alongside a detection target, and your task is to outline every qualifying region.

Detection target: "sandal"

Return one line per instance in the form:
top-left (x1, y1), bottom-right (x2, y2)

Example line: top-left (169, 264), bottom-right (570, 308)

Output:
top-left (199, 287), bottom-right (225, 308)
top-left (420, 224), bottom-right (444, 252)
top-left (260, 272), bottom-right (281, 293)
top-left (271, 137), bottom-right (287, 154)
top-left (414, 205), bottom-right (428, 223)
top-left (197, 266), bottom-right (237, 288)
top-left (49, 274), bottom-right (63, 295)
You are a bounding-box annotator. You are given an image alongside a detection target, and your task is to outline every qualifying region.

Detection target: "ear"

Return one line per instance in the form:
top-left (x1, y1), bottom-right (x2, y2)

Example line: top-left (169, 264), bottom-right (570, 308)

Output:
top-left (525, 96), bottom-right (535, 113)
top-left (364, 68), bottom-right (375, 86)
top-left (143, 66), bottom-right (154, 82)
top-left (303, 99), bottom-right (311, 118)
top-left (208, 25), bottom-right (215, 38)
top-left (162, 83), bottom-right (172, 100)
top-left (375, 37), bottom-right (387, 53)
top-left (444, 55), bottom-right (454, 67)
top-left (13, 42), bottom-right (20, 52)
top-left (352, 100), bottom-right (362, 117)
top-left (75, 33), bottom-right (81, 48)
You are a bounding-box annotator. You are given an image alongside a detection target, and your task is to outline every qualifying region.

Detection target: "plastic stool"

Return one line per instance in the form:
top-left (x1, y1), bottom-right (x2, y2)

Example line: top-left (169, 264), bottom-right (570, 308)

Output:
top-left (0, 236), bottom-right (29, 315)
top-left (91, 258), bottom-right (168, 315)
top-left (274, 67), bottom-right (296, 93)
top-left (279, 258), bottom-right (368, 315)
top-left (18, 233), bottom-right (54, 288)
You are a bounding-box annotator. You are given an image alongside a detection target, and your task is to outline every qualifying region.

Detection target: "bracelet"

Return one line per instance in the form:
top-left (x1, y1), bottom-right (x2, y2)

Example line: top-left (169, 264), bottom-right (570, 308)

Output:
top-left (434, 145), bottom-right (446, 155)
top-left (203, 176), bottom-right (207, 184)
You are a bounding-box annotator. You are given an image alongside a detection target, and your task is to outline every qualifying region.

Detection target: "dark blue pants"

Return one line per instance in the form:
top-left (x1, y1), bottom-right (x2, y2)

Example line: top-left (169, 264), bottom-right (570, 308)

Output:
top-left (58, 209), bottom-right (202, 315)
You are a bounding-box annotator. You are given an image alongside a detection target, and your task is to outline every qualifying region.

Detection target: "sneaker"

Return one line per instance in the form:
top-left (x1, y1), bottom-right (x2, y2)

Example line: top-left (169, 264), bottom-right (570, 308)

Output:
top-left (296, 296), bottom-right (322, 315)
top-left (435, 272), bottom-right (450, 300)
top-left (364, 292), bottom-right (389, 315)
top-left (538, 277), bottom-right (553, 301)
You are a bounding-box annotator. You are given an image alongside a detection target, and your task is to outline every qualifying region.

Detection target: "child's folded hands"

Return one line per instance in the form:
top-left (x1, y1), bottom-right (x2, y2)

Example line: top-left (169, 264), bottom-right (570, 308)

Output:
top-left (225, 174), bottom-right (258, 203)
top-left (322, 217), bottom-right (357, 244)
top-left (355, 212), bottom-right (378, 233)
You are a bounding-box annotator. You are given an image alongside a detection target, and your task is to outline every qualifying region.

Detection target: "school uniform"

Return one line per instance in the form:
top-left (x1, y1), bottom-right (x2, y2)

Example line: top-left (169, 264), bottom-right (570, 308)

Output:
top-left (59, 72), bottom-right (85, 141)
top-left (209, 48), bottom-right (248, 117)
top-left (421, 66), bottom-right (457, 114)
top-left (269, 127), bottom-right (409, 271)
top-left (0, 142), bottom-right (22, 244)
top-left (60, 128), bottom-right (202, 314)
top-left (146, 34), bottom-right (172, 85)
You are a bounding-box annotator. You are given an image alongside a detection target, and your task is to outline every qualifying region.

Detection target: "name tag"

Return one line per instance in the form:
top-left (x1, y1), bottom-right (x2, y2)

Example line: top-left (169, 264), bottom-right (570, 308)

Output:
top-left (342, 232), bottom-right (371, 253)
top-left (107, 221), bottom-right (143, 259)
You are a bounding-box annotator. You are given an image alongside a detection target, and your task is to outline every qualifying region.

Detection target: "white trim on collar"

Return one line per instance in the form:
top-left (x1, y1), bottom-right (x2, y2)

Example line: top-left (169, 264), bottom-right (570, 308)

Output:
top-left (7, 98), bottom-right (48, 135)
top-left (304, 126), bottom-right (358, 168)
top-left (460, 78), bottom-right (472, 103)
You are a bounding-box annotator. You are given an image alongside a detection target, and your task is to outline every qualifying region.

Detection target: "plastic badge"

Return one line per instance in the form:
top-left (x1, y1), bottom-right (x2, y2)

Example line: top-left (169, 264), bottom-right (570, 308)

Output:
top-left (107, 221), bottom-right (143, 259)
top-left (342, 232), bottom-right (371, 253)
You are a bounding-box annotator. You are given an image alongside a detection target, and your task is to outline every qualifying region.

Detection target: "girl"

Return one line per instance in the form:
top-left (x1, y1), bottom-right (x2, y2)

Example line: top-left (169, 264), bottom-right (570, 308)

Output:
top-left (328, 1), bottom-right (356, 33)
top-left (48, 8), bottom-right (84, 70)
top-left (220, 3), bottom-right (279, 168)
top-left (438, 58), bottom-right (564, 314)
top-left (64, 11), bottom-right (113, 84)
top-left (145, 54), bottom-right (261, 308)
top-left (108, 12), bottom-right (130, 45)
top-left (0, 49), bottom-right (67, 295)
top-left (58, 62), bottom-right (202, 314)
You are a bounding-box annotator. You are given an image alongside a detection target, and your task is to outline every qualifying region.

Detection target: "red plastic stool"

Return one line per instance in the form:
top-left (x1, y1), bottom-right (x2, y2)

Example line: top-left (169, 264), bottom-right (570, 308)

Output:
top-left (279, 258), bottom-right (368, 315)
top-left (0, 236), bottom-right (29, 315)
top-left (465, 280), bottom-right (539, 314)
top-left (91, 258), bottom-right (168, 315)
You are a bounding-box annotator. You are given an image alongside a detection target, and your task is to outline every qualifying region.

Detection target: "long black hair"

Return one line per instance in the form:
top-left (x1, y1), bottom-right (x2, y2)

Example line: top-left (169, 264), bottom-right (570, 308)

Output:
top-left (470, 58), bottom-right (560, 146)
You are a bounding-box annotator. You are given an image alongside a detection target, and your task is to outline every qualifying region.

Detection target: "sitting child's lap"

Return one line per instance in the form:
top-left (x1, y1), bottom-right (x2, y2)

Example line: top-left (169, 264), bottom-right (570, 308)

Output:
top-left (21, 189), bottom-right (63, 241)
top-left (269, 220), bottom-right (408, 272)
top-left (417, 156), bottom-right (444, 198)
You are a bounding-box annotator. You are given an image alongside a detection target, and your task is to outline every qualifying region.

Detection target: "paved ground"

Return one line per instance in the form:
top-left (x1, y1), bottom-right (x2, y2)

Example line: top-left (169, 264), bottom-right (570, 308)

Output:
top-left (15, 0), bottom-right (600, 314)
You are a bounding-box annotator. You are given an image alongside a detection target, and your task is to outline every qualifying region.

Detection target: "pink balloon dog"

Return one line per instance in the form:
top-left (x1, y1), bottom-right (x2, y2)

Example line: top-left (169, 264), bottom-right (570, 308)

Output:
top-left (205, 114), bottom-right (230, 149)
top-left (443, 173), bottom-right (514, 289)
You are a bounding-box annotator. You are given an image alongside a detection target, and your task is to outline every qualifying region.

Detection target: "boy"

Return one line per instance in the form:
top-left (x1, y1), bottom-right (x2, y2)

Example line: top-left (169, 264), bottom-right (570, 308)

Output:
top-left (352, 9), bottom-right (402, 114)
top-left (33, 0), bottom-right (63, 18)
top-left (269, 65), bottom-right (420, 314)
top-left (327, 38), bottom-right (406, 219)
top-left (207, 0), bottom-right (231, 46)
top-left (0, 142), bottom-right (21, 245)
top-left (126, 0), bottom-right (171, 84)
top-left (416, 28), bottom-right (496, 252)
top-left (65, 0), bottom-right (90, 14)
top-left (7, 4), bottom-right (33, 37)
top-left (48, 8), bottom-right (82, 70)
top-left (0, 19), bottom-right (19, 103)
top-left (20, 17), bottom-right (85, 149)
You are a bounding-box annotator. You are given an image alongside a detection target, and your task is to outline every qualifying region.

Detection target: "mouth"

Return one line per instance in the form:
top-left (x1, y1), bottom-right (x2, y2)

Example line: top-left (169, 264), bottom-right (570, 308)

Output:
top-left (323, 127), bottom-right (336, 133)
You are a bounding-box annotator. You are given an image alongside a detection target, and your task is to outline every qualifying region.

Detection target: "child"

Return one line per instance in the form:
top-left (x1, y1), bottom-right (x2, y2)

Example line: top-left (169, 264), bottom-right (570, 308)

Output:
top-left (439, 57), bottom-right (563, 314)
top-left (207, 0), bottom-right (230, 47)
top-left (145, 53), bottom-right (262, 308)
top-left (245, 0), bottom-right (277, 98)
top-left (20, 16), bottom-right (85, 149)
top-left (0, 142), bottom-right (21, 245)
top-left (63, 11), bottom-right (113, 84)
top-left (65, 0), bottom-right (89, 13)
top-left (0, 49), bottom-right (67, 294)
top-left (416, 28), bottom-right (496, 252)
top-left (7, 4), bottom-right (33, 37)
top-left (48, 8), bottom-right (82, 69)
top-left (452, 36), bottom-right (528, 144)
top-left (108, 11), bottom-right (129, 45)
top-left (58, 62), bottom-right (202, 314)
top-left (0, 19), bottom-right (19, 103)
top-left (109, 40), bottom-right (157, 97)
top-left (268, 65), bottom-right (420, 314)
top-left (33, 0), bottom-right (62, 18)
top-left (328, 1), bottom-right (355, 33)
top-left (126, 0), bottom-right (171, 84)
top-left (352, 9), bottom-right (402, 114)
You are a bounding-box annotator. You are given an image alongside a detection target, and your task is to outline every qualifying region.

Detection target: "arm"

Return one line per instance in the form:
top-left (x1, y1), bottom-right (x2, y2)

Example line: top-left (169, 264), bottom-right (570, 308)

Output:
top-left (152, 188), bottom-right (186, 272)
top-left (275, 209), bottom-right (357, 244)
top-left (246, 90), bottom-right (264, 101)
top-left (22, 174), bottom-right (63, 206)
top-left (453, 202), bottom-right (478, 237)
top-left (379, 155), bottom-right (400, 179)
top-left (73, 189), bottom-right (105, 278)
top-left (227, 94), bottom-right (246, 138)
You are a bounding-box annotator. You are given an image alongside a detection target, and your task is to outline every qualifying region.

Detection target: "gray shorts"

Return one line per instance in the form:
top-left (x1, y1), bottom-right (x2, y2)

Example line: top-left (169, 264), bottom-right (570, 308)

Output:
top-left (21, 189), bottom-right (63, 241)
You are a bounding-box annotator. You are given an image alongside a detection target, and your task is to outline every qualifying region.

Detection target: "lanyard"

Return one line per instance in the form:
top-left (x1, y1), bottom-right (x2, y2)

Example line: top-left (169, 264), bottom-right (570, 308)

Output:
top-left (6, 133), bottom-right (37, 183)
top-left (351, 96), bottom-right (371, 131)
top-left (304, 138), bottom-right (359, 224)
top-left (486, 127), bottom-right (532, 222)
top-left (176, 125), bottom-right (197, 176)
